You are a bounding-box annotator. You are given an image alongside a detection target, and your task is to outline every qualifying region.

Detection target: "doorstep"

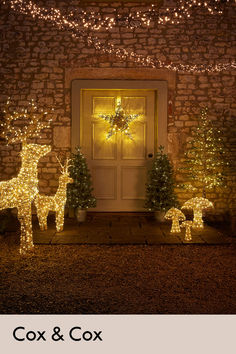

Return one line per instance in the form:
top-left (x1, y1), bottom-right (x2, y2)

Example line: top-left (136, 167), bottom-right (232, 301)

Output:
top-left (33, 213), bottom-right (233, 245)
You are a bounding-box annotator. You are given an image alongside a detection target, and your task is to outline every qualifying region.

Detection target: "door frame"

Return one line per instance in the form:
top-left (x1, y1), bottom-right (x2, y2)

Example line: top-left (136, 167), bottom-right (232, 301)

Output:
top-left (71, 80), bottom-right (167, 152)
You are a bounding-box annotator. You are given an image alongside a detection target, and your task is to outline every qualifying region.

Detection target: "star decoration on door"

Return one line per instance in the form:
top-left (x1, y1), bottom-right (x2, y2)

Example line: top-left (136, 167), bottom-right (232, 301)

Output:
top-left (99, 101), bottom-right (140, 140)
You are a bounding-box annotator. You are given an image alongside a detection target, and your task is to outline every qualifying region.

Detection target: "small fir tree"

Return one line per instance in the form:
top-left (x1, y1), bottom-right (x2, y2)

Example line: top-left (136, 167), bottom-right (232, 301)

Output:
top-left (179, 107), bottom-right (228, 197)
top-left (145, 146), bottom-right (178, 211)
top-left (67, 147), bottom-right (96, 209)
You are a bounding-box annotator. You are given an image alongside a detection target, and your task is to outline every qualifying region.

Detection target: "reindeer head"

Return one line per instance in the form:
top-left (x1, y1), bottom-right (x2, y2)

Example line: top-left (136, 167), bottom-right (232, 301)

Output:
top-left (56, 156), bottom-right (73, 185)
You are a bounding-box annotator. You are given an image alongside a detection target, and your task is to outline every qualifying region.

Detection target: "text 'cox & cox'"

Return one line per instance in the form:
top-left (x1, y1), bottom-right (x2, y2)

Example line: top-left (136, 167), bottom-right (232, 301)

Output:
top-left (13, 326), bottom-right (103, 342)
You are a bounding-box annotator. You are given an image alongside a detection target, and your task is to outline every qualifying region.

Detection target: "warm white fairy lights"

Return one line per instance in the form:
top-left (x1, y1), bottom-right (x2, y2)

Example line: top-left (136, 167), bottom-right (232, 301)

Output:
top-left (35, 157), bottom-right (73, 233)
top-left (99, 101), bottom-right (139, 140)
top-left (2, 0), bottom-right (235, 72)
top-left (165, 207), bottom-right (186, 233)
top-left (181, 197), bottom-right (213, 229)
top-left (157, 0), bottom-right (230, 25)
top-left (180, 220), bottom-right (193, 241)
top-left (179, 107), bottom-right (229, 196)
top-left (4, 0), bottom-right (229, 30)
top-left (0, 99), bottom-right (52, 254)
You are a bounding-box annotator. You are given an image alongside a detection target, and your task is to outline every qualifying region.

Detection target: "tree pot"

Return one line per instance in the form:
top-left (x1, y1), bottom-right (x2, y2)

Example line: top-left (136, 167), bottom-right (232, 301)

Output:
top-left (75, 208), bottom-right (87, 222)
top-left (154, 211), bottom-right (166, 223)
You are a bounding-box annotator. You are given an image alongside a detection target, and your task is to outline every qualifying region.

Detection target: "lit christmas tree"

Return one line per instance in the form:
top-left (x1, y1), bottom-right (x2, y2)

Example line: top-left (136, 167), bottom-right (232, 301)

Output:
top-left (67, 147), bottom-right (96, 210)
top-left (179, 107), bottom-right (228, 197)
top-left (145, 146), bottom-right (178, 211)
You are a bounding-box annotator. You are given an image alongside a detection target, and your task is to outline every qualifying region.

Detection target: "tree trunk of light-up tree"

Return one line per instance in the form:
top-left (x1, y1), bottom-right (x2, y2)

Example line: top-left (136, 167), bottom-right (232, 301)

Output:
top-left (202, 126), bottom-right (207, 199)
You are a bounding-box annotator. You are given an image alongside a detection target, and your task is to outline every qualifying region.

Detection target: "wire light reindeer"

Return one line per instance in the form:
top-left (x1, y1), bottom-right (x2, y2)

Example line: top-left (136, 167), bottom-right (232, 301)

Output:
top-left (35, 157), bottom-right (73, 232)
top-left (0, 99), bottom-right (52, 254)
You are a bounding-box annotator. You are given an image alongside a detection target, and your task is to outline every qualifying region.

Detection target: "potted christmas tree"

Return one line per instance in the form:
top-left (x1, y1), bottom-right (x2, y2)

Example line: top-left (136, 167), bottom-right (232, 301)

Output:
top-left (145, 146), bottom-right (178, 221)
top-left (67, 147), bottom-right (96, 222)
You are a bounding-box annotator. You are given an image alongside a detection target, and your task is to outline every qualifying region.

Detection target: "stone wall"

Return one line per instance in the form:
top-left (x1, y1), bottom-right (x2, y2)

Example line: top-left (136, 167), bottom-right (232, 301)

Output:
top-left (0, 1), bottom-right (235, 220)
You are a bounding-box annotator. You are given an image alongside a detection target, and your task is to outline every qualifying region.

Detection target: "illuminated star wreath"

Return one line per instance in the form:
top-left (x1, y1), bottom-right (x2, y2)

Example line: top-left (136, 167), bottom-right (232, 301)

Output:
top-left (99, 102), bottom-right (139, 140)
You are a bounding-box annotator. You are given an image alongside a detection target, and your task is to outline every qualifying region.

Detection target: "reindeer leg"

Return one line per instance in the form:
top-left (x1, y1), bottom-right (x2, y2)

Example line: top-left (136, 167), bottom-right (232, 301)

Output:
top-left (18, 202), bottom-right (34, 254)
top-left (39, 211), bottom-right (46, 231)
top-left (36, 208), bottom-right (44, 231)
top-left (56, 209), bottom-right (64, 232)
top-left (43, 211), bottom-right (49, 230)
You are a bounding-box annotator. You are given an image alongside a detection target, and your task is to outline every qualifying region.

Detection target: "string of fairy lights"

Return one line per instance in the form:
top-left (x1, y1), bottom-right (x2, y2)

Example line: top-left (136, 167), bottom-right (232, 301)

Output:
top-left (3, 0), bottom-right (231, 30)
top-left (67, 0), bottom-right (230, 29)
top-left (2, 0), bottom-right (235, 72)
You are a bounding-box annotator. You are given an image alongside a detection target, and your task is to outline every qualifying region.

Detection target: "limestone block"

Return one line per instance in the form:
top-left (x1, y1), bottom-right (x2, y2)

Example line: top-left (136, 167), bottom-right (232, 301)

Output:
top-left (53, 126), bottom-right (71, 148)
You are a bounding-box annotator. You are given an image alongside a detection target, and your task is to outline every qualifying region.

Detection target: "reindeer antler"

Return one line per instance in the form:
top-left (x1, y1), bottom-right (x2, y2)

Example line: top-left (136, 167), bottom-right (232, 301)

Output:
top-left (65, 157), bottom-right (72, 173)
top-left (56, 156), bottom-right (71, 174)
top-left (56, 156), bottom-right (65, 173)
top-left (0, 98), bottom-right (53, 145)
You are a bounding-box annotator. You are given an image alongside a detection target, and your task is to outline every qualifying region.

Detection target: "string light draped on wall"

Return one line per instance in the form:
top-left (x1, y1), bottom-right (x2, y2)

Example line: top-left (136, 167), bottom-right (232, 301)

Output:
top-left (2, 0), bottom-right (235, 72)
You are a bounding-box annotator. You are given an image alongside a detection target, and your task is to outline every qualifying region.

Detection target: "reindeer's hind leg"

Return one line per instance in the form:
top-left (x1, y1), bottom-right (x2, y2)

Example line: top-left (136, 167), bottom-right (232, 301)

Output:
top-left (37, 208), bottom-right (49, 231)
top-left (35, 197), bottom-right (49, 231)
top-left (41, 210), bottom-right (49, 231)
top-left (18, 202), bottom-right (34, 255)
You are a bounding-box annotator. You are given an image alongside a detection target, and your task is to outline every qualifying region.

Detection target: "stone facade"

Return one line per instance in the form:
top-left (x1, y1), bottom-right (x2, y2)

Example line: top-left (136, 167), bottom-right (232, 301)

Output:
top-left (0, 1), bottom-right (235, 221)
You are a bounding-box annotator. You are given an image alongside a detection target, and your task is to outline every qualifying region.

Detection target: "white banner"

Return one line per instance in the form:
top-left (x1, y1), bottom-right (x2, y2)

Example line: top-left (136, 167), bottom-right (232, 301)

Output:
top-left (0, 315), bottom-right (235, 354)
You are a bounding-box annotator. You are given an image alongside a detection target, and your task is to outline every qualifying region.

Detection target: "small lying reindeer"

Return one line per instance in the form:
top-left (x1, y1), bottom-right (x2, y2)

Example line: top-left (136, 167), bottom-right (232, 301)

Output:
top-left (35, 157), bottom-right (73, 232)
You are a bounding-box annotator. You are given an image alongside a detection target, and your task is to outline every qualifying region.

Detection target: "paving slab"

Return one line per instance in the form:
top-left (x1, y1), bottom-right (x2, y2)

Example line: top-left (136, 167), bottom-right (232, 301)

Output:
top-left (33, 214), bottom-right (233, 245)
top-left (33, 227), bottom-right (55, 244)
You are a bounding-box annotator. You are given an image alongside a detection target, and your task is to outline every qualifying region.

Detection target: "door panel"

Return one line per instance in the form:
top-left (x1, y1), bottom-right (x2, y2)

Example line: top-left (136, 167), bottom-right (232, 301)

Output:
top-left (93, 96), bottom-right (115, 115)
top-left (121, 167), bottom-right (146, 200)
top-left (81, 89), bottom-right (155, 211)
top-left (92, 166), bottom-right (117, 200)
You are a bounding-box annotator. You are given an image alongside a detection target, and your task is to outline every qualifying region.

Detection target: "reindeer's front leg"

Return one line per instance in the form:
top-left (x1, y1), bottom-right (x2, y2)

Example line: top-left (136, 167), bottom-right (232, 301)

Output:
top-left (18, 202), bottom-right (34, 254)
top-left (56, 209), bottom-right (64, 232)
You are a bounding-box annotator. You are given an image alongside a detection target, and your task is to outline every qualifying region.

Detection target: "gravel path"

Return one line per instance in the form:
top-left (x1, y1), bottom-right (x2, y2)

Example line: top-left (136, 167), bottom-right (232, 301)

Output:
top-left (0, 233), bottom-right (235, 314)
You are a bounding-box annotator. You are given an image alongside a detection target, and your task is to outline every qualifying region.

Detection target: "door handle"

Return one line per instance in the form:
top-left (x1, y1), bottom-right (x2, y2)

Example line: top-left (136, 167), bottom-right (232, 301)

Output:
top-left (147, 153), bottom-right (153, 158)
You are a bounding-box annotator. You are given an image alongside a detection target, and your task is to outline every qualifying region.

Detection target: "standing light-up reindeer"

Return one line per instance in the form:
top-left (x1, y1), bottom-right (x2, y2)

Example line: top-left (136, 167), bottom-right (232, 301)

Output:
top-left (0, 99), bottom-right (52, 254)
top-left (35, 157), bottom-right (73, 232)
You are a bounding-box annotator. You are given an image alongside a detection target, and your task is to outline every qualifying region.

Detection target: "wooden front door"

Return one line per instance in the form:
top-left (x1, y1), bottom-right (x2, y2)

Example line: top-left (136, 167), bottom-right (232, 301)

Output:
top-left (81, 89), bottom-right (155, 211)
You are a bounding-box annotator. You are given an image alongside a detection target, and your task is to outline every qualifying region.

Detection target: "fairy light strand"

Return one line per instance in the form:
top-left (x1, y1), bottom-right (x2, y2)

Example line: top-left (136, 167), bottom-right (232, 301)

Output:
top-left (2, 0), bottom-right (235, 72)
top-left (3, 0), bottom-right (230, 30)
